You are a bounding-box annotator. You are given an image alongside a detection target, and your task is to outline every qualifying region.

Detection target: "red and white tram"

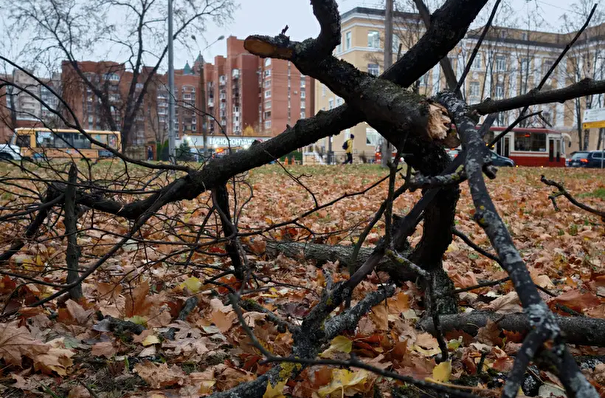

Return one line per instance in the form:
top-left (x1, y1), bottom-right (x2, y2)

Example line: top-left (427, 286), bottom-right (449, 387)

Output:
top-left (483, 127), bottom-right (567, 167)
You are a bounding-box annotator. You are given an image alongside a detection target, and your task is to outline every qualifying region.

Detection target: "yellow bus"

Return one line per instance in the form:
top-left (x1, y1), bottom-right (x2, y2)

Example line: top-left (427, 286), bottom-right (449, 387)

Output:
top-left (11, 128), bottom-right (121, 160)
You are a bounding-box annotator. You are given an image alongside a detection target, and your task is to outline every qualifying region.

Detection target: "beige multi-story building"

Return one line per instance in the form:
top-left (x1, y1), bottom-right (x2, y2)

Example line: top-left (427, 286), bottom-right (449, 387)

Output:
top-left (313, 7), bottom-right (605, 162)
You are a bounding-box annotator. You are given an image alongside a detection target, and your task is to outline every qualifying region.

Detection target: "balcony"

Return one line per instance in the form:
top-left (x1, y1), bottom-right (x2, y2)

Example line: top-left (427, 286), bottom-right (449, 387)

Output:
top-left (232, 69), bottom-right (240, 79)
top-left (219, 76), bottom-right (226, 85)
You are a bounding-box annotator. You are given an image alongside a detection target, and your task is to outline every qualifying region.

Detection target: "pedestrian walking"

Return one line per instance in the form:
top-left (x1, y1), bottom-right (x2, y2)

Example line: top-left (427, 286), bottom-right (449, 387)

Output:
top-left (342, 134), bottom-right (354, 164)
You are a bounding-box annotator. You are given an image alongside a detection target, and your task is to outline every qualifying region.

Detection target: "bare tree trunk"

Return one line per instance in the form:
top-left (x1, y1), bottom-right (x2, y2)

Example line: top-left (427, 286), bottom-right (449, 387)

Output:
top-left (65, 163), bottom-right (83, 299)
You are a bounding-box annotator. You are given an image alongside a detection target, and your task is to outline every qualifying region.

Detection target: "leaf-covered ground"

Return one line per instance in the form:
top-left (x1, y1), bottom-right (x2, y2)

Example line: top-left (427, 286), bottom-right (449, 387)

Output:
top-left (0, 164), bottom-right (604, 398)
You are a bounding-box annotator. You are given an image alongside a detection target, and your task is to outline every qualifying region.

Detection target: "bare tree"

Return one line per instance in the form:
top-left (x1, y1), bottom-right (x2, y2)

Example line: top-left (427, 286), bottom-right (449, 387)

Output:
top-left (561, 0), bottom-right (605, 150)
top-left (3, 0), bottom-right (235, 150)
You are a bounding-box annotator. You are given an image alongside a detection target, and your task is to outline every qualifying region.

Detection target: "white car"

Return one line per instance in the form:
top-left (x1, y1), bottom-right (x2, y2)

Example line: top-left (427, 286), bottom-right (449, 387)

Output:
top-left (0, 143), bottom-right (22, 161)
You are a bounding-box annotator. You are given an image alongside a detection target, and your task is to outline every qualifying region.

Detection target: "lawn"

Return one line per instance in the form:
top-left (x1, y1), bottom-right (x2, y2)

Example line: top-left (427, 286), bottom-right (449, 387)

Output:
top-left (0, 163), bottom-right (603, 397)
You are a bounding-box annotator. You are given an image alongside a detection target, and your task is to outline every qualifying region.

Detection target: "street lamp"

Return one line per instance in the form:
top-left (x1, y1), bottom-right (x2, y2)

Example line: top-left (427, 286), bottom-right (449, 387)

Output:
top-left (191, 34), bottom-right (224, 158)
top-left (168, 0), bottom-right (176, 163)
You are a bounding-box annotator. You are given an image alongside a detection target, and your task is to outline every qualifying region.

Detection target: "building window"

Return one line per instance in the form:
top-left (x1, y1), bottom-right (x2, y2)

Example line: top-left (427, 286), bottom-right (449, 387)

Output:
top-left (322, 84), bottom-right (326, 97)
top-left (264, 70), bottom-right (271, 77)
top-left (521, 32), bottom-right (528, 41)
top-left (368, 30), bottom-right (380, 48)
top-left (265, 100), bottom-right (271, 109)
top-left (542, 59), bottom-right (554, 75)
top-left (301, 101), bottom-right (306, 109)
top-left (472, 53), bottom-right (482, 70)
top-left (265, 120), bottom-right (272, 129)
top-left (301, 89), bottom-right (306, 99)
top-left (495, 83), bottom-right (504, 99)
top-left (300, 111), bottom-right (306, 118)
top-left (300, 77), bottom-right (306, 87)
top-left (265, 58), bottom-right (271, 66)
top-left (514, 131), bottom-right (546, 152)
top-left (469, 82), bottom-right (480, 97)
top-left (264, 79), bottom-right (271, 88)
top-left (520, 58), bottom-right (530, 74)
top-left (264, 111), bottom-right (271, 119)
top-left (366, 128), bottom-right (380, 146)
top-left (104, 73), bottom-right (119, 81)
top-left (392, 34), bottom-right (401, 54)
top-left (495, 55), bottom-right (506, 72)
top-left (336, 97), bottom-right (343, 106)
top-left (368, 63), bottom-right (380, 76)
top-left (328, 98), bottom-right (334, 109)
top-left (265, 90), bottom-right (271, 98)
top-left (345, 31), bottom-right (352, 50)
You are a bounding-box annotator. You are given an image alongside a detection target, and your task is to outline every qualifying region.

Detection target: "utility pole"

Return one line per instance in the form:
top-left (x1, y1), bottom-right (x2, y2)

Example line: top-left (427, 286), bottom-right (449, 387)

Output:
top-left (381, 0), bottom-right (394, 168)
top-left (167, 0), bottom-right (176, 163)
top-left (198, 55), bottom-right (208, 158)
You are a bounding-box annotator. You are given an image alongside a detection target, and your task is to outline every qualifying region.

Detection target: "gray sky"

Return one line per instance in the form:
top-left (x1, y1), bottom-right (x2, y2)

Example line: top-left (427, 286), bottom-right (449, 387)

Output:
top-left (178, 0), bottom-right (580, 69)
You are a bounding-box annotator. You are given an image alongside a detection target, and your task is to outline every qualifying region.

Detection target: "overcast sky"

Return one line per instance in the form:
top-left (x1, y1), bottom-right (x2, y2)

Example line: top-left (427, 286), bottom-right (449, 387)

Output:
top-left (178, 0), bottom-right (581, 69)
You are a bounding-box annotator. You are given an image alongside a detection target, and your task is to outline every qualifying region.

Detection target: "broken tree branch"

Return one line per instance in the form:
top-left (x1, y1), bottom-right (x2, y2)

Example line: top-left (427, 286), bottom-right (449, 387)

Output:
top-left (541, 175), bottom-right (605, 220)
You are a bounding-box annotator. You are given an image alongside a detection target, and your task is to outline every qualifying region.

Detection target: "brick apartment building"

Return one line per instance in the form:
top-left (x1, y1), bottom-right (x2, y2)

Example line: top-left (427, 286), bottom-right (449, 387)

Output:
top-left (61, 60), bottom-right (203, 148)
top-left (0, 71), bottom-right (60, 143)
top-left (203, 36), bottom-right (314, 137)
top-left (1, 36), bottom-right (315, 152)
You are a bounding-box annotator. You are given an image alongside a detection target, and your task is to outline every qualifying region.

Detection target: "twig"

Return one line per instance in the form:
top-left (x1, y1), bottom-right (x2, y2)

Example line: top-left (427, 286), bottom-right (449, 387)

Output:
top-left (456, 0), bottom-right (501, 94)
top-left (488, 4), bottom-right (597, 147)
top-left (541, 175), bottom-right (604, 220)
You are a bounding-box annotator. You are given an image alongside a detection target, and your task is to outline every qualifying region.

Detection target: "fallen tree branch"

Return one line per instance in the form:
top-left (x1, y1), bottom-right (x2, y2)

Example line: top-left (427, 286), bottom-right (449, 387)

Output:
top-left (438, 91), bottom-right (598, 398)
top-left (419, 311), bottom-right (605, 347)
top-left (541, 175), bottom-right (605, 220)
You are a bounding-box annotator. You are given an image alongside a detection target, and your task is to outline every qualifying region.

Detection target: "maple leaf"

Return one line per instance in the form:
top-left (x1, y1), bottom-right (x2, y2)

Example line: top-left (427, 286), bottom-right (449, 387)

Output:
top-left (65, 299), bottom-right (93, 324)
top-left (549, 289), bottom-right (601, 313)
top-left (477, 320), bottom-right (503, 346)
top-left (91, 341), bottom-right (118, 358)
top-left (429, 360), bottom-right (452, 383)
top-left (124, 280), bottom-right (154, 317)
top-left (133, 361), bottom-right (186, 388)
top-left (320, 336), bottom-right (353, 358)
top-left (369, 303), bottom-right (388, 330)
top-left (263, 380), bottom-right (287, 398)
top-left (317, 369), bottom-right (369, 397)
top-left (34, 346), bottom-right (75, 375)
top-left (0, 321), bottom-right (48, 367)
top-left (210, 298), bottom-right (237, 333)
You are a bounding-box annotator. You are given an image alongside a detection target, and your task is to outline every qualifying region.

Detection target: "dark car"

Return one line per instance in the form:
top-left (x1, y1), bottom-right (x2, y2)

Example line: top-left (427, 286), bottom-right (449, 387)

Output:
top-left (569, 150), bottom-right (605, 168)
top-left (489, 152), bottom-right (515, 167)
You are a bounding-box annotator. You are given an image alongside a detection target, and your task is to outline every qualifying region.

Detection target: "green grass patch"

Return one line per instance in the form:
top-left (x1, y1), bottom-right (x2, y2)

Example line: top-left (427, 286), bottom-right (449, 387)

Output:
top-left (578, 187), bottom-right (605, 200)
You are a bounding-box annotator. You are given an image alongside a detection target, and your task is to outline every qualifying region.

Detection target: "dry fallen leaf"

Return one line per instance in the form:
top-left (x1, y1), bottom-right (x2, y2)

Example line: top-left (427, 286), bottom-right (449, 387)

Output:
top-left (133, 361), bottom-right (186, 388)
top-left (91, 341), bottom-right (118, 358)
top-left (0, 321), bottom-right (48, 367)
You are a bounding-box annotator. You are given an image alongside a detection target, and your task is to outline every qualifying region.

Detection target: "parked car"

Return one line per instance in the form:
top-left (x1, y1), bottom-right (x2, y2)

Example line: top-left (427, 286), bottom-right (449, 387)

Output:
top-left (568, 150), bottom-right (605, 168)
top-left (0, 143), bottom-right (21, 161)
top-left (489, 152), bottom-right (515, 167)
